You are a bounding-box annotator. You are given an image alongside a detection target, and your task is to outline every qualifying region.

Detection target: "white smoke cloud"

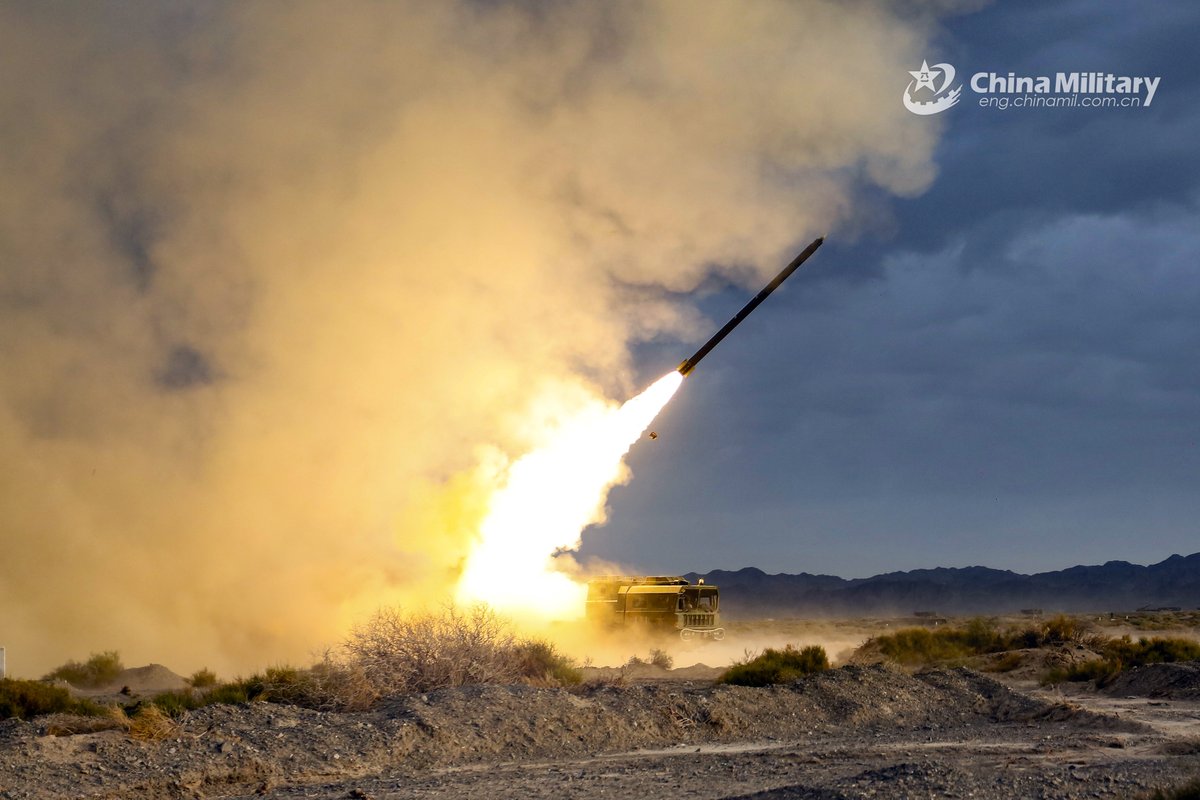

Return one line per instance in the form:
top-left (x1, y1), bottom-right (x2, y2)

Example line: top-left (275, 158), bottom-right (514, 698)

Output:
top-left (0, 0), bottom-right (954, 676)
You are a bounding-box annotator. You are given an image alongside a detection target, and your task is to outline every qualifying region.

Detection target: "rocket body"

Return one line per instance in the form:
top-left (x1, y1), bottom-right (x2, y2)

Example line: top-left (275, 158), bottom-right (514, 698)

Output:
top-left (676, 236), bottom-right (824, 376)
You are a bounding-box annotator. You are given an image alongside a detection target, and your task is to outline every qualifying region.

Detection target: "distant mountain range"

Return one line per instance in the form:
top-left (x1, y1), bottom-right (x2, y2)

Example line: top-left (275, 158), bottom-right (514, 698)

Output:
top-left (686, 553), bottom-right (1200, 618)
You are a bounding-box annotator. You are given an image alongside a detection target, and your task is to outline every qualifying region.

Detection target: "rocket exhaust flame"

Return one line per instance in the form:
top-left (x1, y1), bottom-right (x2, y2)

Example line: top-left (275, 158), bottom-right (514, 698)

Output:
top-left (455, 371), bottom-right (683, 618)
top-left (455, 238), bottom-right (825, 621)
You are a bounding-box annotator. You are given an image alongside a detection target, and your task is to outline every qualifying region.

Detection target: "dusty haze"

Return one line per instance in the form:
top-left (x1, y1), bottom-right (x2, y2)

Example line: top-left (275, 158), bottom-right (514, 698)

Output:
top-left (1, 0), bottom-right (953, 676)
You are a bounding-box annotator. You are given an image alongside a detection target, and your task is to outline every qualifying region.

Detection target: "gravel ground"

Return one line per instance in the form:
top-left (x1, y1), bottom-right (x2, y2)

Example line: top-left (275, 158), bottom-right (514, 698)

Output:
top-left (1, 665), bottom-right (1197, 799)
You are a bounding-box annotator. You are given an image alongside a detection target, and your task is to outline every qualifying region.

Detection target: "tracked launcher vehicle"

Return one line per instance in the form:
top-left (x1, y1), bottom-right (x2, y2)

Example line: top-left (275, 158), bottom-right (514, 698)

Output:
top-left (586, 576), bottom-right (724, 641)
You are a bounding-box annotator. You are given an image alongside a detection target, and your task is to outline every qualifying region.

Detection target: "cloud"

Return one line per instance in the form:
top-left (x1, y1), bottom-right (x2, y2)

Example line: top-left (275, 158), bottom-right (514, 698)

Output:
top-left (0, 0), bottom-right (954, 675)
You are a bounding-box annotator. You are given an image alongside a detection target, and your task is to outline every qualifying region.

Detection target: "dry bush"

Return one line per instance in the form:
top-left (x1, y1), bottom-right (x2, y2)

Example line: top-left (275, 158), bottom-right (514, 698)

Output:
top-left (345, 604), bottom-right (518, 693)
top-left (342, 604), bottom-right (579, 698)
top-left (624, 649), bottom-right (674, 670)
top-left (41, 707), bottom-right (129, 737)
top-left (127, 704), bottom-right (179, 741)
top-left (305, 656), bottom-right (379, 712)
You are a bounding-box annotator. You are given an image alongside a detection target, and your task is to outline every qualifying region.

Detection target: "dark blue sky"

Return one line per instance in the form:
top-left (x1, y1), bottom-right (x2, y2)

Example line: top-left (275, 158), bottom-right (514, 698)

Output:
top-left (584, 0), bottom-right (1200, 578)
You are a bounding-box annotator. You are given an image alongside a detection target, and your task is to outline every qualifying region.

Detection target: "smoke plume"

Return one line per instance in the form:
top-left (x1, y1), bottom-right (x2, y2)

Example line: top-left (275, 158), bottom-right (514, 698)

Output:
top-left (1, 0), bottom-right (949, 675)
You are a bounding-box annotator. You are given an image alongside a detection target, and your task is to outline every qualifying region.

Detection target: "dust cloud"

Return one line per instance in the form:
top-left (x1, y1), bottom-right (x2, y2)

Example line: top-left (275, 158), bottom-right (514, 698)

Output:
top-left (1, 1), bottom-right (955, 676)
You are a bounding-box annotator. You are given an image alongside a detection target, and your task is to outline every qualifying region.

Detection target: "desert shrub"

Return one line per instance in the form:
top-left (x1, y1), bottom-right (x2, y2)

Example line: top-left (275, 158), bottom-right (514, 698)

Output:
top-left (1039, 615), bottom-right (1098, 646)
top-left (305, 656), bottom-right (377, 711)
top-left (1056, 659), bottom-right (1124, 687)
top-left (962, 617), bottom-right (1006, 652)
top-left (126, 705), bottom-right (178, 741)
top-left (871, 627), bottom-right (977, 665)
top-left (345, 604), bottom-right (517, 694)
top-left (511, 640), bottom-right (582, 686)
top-left (1050, 635), bottom-right (1200, 686)
top-left (342, 604), bottom-right (581, 697)
top-left (870, 616), bottom-right (1110, 667)
top-left (203, 682), bottom-right (252, 706)
top-left (144, 689), bottom-right (206, 718)
top-left (622, 649), bottom-right (673, 671)
top-left (42, 651), bottom-right (124, 688)
top-left (187, 668), bottom-right (218, 689)
top-left (717, 645), bottom-right (829, 687)
top-left (0, 679), bottom-right (106, 720)
top-left (146, 681), bottom-right (253, 714)
top-left (239, 665), bottom-right (327, 705)
top-left (140, 666), bottom-right (331, 716)
top-left (42, 707), bottom-right (129, 736)
top-left (1105, 636), bottom-right (1200, 666)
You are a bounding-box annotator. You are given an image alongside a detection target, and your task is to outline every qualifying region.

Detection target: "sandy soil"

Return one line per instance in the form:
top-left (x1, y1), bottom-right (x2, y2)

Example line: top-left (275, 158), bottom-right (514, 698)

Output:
top-left (3, 663), bottom-right (1198, 799)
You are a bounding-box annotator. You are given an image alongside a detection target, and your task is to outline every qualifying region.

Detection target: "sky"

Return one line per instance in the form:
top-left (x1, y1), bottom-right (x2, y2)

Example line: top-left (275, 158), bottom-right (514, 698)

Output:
top-left (590, 0), bottom-right (1200, 578)
top-left (1, 0), bottom-right (1197, 674)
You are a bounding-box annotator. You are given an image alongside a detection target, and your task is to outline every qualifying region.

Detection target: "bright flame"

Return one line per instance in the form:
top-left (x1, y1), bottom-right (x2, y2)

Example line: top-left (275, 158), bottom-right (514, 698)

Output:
top-left (455, 371), bottom-right (684, 619)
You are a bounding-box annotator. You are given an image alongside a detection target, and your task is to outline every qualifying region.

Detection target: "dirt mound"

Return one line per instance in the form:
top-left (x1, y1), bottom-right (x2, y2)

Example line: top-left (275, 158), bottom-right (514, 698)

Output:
top-left (0, 666), bottom-right (1141, 799)
top-left (68, 663), bottom-right (189, 700)
top-left (970, 644), bottom-right (1105, 682)
top-left (579, 662), bottom-right (723, 683)
top-left (111, 664), bottom-right (188, 693)
top-left (853, 642), bottom-right (1107, 684)
top-left (1103, 661), bottom-right (1200, 700)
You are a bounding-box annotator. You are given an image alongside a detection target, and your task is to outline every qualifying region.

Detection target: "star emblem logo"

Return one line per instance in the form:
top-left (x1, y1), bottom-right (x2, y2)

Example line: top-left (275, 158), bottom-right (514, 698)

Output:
top-left (908, 60), bottom-right (941, 93)
top-left (902, 59), bottom-right (961, 116)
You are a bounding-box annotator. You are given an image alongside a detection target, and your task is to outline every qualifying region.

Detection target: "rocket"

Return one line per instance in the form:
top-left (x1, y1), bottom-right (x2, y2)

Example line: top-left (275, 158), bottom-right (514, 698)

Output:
top-left (676, 236), bottom-right (825, 376)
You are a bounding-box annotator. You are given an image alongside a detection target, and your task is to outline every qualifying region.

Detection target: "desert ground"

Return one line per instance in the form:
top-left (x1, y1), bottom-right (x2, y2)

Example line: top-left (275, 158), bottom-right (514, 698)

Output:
top-left (3, 617), bottom-right (1199, 799)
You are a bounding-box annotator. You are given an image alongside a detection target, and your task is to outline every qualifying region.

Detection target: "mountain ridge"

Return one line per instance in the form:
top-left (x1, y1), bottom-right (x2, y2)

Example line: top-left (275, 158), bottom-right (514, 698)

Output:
top-left (684, 552), bottom-right (1200, 617)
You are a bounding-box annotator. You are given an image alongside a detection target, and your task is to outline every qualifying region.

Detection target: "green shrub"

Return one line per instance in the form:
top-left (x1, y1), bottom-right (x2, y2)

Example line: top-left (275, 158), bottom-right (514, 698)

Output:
top-left (717, 645), bottom-right (830, 687)
top-left (238, 665), bottom-right (339, 706)
top-left (0, 679), bottom-right (105, 720)
top-left (202, 682), bottom-right (251, 706)
top-left (142, 689), bottom-right (206, 718)
top-left (1105, 635), bottom-right (1200, 666)
top-left (143, 683), bottom-right (247, 714)
top-left (511, 640), bottom-right (582, 686)
top-left (1051, 635), bottom-right (1200, 686)
top-left (143, 667), bottom-right (322, 717)
top-left (868, 616), bottom-right (1110, 667)
top-left (872, 627), bottom-right (972, 665)
top-left (187, 668), bottom-right (218, 689)
top-left (43, 651), bottom-right (124, 688)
